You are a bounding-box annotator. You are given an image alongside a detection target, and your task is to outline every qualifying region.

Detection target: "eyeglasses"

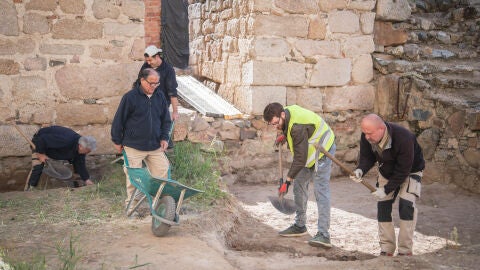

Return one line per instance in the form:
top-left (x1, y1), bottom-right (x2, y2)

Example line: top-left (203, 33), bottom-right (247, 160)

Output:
top-left (143, 79), bottom-right (160, 87)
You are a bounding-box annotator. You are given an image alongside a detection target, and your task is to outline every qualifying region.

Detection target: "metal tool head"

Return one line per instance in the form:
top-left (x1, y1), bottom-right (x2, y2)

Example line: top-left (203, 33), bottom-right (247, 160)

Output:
top-left (268, 195), bottom-right (296, 215)
top-left (43, 159), bottom-right (72, 180)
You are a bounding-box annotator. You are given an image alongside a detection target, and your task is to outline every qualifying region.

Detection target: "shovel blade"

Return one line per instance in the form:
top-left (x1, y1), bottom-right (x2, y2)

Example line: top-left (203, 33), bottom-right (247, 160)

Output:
top-left (268, 196), bottom-right (296, 215)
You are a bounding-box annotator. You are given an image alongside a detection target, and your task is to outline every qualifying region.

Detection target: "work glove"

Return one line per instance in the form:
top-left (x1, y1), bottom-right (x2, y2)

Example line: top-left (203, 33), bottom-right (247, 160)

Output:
top-left (371, 187), bottom-right (387, 200)
top-left (278, 178), bottom-right (291, 195)
top-left (349, 169), bottom-right (363, 183)
top-left (274, 134), bottom-right (286, 147)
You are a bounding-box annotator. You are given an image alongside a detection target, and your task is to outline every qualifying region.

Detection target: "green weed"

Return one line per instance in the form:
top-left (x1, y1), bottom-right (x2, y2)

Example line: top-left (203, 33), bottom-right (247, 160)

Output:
top-left (447, 226), bottom-right (460, 249)
top-left (0, 199), bottom-right (20, 209)
top-left (56, 234), bottom-right (82, 270)
top-left (1, 234), bottom-right (82, 270)
top-left (169, 141), bottom-right (226, 207)
top-left (1, 247), bottom-right (46, 270)
top-left (7, 257), bottom-right (47, 270)
top-left (128, 254), bottom-right (151, 269)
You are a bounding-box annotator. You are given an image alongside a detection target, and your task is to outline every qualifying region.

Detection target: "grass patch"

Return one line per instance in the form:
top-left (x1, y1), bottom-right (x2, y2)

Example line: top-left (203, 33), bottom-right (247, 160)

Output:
top-left (0, 199), bottom-right (21, 209)
top-left (0, 142), bottom-right (224, 224)
top-left (1, 234), bottom-right (82, 270)
top-left (3, 255), bottom-right (46, 270)
top-left (0, 163), bottom-right (127, 226)
top-left (0, 141), bottom-right (226, 268)
top-left (169, 141), bottom-right (226, 207)
top-left (56, 234), bottom-right (82, 270)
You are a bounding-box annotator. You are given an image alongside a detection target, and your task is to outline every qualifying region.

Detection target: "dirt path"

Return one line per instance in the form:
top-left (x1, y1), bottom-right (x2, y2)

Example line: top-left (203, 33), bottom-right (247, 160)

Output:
top-left (1, 176), bottom-right (479, 269)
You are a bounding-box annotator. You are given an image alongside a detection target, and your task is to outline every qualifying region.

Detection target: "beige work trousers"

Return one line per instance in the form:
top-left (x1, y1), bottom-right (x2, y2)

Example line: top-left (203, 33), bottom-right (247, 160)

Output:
top-left (123, 146), bottom-right (169, 205)
top-left (377, 172), bottom-right (422, 255)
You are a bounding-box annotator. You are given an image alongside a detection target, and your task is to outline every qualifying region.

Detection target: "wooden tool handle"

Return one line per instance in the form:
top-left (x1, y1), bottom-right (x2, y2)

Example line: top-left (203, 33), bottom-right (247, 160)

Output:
top-left (13, 123), bottom-right (36, 149)
top-left (316, 144), bottom-right (376, 192)
top-left (278, 145), bottom-right (283, 179)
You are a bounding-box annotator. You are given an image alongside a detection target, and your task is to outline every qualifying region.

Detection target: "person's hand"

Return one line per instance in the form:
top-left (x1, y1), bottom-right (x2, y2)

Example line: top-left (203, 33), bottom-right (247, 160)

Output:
top-left (274, 134), bottom-right (286, 147)
top-left (85, 179), bottom-right (94, 185)
top-left (372, 187), bottom-right (387, 200)
top-left (160, 140), bottom-right (169, 151)
top-left (349, 169), bottom-right (363, 183)
top-left (171, 111), bottom-right (179, 121)
top-left (37, 153), bottom-right (48, 163)
top-left (113, 144), bottom-right (123, 153)
top-left (278, 178), bottom-right (291, 195)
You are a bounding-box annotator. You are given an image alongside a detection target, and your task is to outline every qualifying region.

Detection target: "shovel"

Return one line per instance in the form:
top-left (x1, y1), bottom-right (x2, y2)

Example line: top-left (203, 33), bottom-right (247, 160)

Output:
top-left (268, 146), bottom-right (296, 215)
top-left (315, 144), bottom-right (376, 192)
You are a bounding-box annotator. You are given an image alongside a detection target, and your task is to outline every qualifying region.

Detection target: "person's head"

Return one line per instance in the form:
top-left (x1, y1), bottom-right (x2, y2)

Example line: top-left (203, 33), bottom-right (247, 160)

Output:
top-left (263, 102), bottom-right (286, 130)
top-left (360, 114), bottom-right (386, 144)
top-left (78, 136), bottom-right (97, 154)
top-left (139, 68), bottom-right (160, 95)
top-left (144, 45), bottom-right (163, 68)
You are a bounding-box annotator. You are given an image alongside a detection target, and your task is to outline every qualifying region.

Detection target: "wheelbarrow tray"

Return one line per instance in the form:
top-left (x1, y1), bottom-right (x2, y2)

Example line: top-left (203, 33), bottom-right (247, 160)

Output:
top-left (127, 167), bottom-right (202, 202)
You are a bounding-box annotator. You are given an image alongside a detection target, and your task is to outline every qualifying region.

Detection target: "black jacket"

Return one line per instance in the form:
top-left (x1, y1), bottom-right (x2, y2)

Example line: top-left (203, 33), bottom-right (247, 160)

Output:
top-left (357, 122), bottom-right (425, 194)
top-left (111, 85), bottom-right (172, 151)
top-left (32, 126), bottom-right (89, 180)
top-left (139, 61), bottom-right (178, 105)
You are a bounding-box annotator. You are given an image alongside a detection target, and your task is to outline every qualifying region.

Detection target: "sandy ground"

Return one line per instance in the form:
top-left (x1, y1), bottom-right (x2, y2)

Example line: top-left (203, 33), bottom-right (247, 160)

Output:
top-left (1, 176), bottom-right (479, 269)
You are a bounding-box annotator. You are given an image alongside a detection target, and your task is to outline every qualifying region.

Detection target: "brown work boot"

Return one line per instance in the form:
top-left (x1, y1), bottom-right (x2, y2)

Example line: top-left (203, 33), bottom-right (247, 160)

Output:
top-left (380, 251), bottom-right (393, 256)
top-left (398, 252), bottom-right (412, 256)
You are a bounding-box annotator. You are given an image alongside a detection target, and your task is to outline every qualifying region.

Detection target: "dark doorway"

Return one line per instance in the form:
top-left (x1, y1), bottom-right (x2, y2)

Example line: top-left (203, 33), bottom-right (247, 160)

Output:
top-left (161, 0), bottom-right (189, 69)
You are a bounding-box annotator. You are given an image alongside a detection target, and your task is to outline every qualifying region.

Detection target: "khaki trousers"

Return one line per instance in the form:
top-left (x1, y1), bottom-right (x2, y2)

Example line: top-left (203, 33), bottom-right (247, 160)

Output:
top-left (123, 146), bottom-right (169, 205)
top-left (377, 172), bottom-right (422, 254)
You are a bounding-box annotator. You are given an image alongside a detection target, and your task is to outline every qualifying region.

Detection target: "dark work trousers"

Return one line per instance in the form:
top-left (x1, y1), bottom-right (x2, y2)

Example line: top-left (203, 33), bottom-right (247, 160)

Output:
top-left (28, 152), bottom-right (44, 187)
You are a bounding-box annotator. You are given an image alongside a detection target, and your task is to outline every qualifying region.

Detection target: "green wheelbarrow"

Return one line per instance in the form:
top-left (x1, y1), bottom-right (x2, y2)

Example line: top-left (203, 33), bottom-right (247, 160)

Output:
top-left (123, 152), bottom-right (203, 237)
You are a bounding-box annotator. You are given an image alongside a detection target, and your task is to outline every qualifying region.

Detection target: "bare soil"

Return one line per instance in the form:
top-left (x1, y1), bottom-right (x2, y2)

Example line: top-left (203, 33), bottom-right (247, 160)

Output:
top-left (1, 175), bottom-right (479, 269)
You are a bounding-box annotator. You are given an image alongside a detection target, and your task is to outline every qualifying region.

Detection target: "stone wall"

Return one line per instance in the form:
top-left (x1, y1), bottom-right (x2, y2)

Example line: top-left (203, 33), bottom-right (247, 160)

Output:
top-left (1, 0), bottom-right (478, 194)
top-left (186, 0), bottom-right (379, 188)
top-left (0, 0), bottom-right (146, 189)
top-left (372, 0), bottom-right (480, 192)
top-left (188, 0), bottom-right (377, 116)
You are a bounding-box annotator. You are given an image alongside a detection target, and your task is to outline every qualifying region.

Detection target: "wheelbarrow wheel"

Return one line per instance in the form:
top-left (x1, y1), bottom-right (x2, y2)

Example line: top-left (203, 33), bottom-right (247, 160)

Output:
top-left (152, 195), bottom-right (176, 237)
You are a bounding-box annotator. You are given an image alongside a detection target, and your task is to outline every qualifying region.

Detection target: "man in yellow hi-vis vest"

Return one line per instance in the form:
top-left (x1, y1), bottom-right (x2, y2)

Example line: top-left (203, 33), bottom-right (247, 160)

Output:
top-left (263, 103), bottom-right (336, 248)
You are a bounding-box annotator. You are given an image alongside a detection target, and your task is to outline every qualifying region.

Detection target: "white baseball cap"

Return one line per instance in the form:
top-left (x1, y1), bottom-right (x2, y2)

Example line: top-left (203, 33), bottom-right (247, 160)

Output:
top-left (144, 45), bottom-right (162, 57)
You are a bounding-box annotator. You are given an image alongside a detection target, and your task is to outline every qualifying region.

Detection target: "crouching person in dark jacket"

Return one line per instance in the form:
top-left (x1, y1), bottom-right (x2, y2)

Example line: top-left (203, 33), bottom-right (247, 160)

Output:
top-left (111, 68), bottom-right (172, 206)
top-left (27, 126), bottom-right (97, 190)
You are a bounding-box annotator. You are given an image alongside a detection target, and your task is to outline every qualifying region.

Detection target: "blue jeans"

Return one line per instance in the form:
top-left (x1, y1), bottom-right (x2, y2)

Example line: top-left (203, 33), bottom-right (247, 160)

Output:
top-left (293, 143), bottom-right (336, 238)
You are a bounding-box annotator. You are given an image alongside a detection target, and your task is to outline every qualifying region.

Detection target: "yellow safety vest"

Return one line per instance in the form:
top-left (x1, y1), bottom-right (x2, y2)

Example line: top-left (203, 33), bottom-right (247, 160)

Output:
top-left (285, 105), bottom-right (335, 168)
